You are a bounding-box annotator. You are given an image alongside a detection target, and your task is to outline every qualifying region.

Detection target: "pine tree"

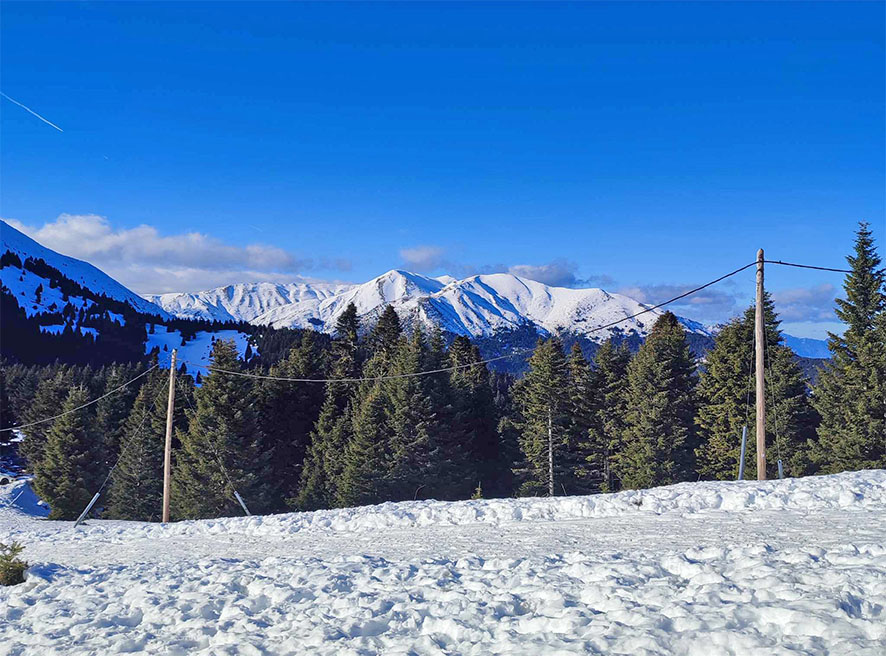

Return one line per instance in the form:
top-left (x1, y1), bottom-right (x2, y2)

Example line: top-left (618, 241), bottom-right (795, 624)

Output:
top-left (94, 364), bottom-right (143, 464)
top-left (19, 369), bottom-right (71, 470)
top-left (385, 328), bottom-right (435, 501)
top-left (510, 337), bottom-right (570, 496)
top-left (371, 305), bottom-right (402, 357)
top-left (696, 296), bottom-right (818, 480)
top-left (105, 367), bottom-right (172, 521)
top-left (614, 312), bottom-right (697, 489)
top-left (813, 223), bottom-right (886, 472)
top-left (565, 344), bottom-right (600, 494)
top-left (33, 386), bottom-right (104, 520)
top-left (296, 304), bottom-right (361, 509)
top-left (337, 383), bottom-right (390, 507)
top-left (445, 336), bottom-right (501, 498)
top-left (172, 340), bottom-right (273, 519)
top-left (258, 332), bottom-right (324, 510)
top-left (588, 339), bottom-right (631, 492)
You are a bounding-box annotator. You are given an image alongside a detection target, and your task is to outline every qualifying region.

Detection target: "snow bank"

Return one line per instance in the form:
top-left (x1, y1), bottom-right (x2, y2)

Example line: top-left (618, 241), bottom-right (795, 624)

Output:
top-left (3, 471), bottom-right (884, 543)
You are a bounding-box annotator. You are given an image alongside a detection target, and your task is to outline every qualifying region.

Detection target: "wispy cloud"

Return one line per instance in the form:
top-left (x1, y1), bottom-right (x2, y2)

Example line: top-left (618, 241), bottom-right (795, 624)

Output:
top-left (399, 245), bottom-right (612, 289)
top-left (6, 214), bottom-right (351, 294)
top-left (771, 284), bottom-right (839, 322)
top-left (1, 92), bottom-right (64, 132)
top-left (617, 283), bottom-right (741, 324)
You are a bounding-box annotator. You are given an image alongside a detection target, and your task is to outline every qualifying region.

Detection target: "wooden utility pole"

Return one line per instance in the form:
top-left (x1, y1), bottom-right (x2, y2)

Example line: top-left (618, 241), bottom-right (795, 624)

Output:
top-left (162, 349), bottom-right (177, 523)
top-left (547, 407), bottom-right (554, 497)
top-left (755, 250), bottom-right (767, 480)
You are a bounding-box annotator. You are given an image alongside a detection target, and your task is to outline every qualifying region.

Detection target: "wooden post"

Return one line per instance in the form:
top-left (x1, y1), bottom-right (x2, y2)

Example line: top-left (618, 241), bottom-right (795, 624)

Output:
top-left (162, 349), bottom-right (177, 523)
top-left (755, 250), bottom-right (767, 480)
top-left (547, 407), bottom-right (554, 497)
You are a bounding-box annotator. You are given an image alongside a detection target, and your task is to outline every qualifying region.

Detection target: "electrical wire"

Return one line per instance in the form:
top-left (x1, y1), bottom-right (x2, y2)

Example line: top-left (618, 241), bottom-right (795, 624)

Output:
top-left (765, 260), bottom-right (852, 274)
top-left (0, 364), bottom-right (160, 433)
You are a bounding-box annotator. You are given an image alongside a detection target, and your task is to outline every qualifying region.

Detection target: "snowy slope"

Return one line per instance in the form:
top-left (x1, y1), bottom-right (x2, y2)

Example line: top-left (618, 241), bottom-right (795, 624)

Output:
top-left (154, 269), bottom-right (713, 343)
top-left (2, 471), bottom-right (885, 654)
top-left (1, 220), bottom-right (169, 318)
top-left (145, 281), bottom-right (351, 323)
top-left (145, 325), bottom-right (254, 369)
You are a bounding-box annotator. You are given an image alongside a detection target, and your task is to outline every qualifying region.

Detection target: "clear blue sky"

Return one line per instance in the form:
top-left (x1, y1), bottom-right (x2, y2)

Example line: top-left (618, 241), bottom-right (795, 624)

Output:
top-left (1, 2), bottom-right (883, 337)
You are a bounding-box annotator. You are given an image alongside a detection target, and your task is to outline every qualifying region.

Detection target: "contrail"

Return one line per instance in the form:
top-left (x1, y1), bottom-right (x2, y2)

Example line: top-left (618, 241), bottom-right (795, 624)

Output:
top-left (1, 92), bottom-right (64, 132)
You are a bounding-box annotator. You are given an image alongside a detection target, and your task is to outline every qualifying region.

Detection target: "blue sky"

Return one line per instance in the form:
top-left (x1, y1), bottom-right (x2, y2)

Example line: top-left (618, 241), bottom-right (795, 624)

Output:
top-left (1, 2), bottom-right (883, 338)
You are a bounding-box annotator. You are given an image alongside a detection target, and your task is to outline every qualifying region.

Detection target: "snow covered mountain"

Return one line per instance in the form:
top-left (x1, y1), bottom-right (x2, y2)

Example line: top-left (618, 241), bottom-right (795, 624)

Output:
top-left (151, 269), bottom-right (712, 344)
top-left (1, 220), bottom-right (169, 318)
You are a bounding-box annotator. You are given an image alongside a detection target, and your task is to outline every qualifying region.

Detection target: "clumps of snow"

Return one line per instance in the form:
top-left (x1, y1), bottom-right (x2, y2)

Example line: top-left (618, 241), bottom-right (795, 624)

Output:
top-left (2, 544), bottom-right (885, 654)
top-left (1, 471), bottom-right (885, 654)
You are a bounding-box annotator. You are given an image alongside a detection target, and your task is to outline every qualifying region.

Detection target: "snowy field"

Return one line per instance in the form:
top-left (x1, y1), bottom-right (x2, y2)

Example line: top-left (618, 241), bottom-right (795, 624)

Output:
top-left (2, 472), bottom-right (885, 655)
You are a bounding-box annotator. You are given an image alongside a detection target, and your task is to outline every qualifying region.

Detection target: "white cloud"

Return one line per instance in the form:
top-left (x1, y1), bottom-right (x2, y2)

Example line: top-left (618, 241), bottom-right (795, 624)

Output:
top-left (399, 245), bottom-right (612, 288)
top-left (399, 245), bottom-right (446, 272)
top-left (6, 214), bottom-right (350, 294)
top-left (771, 284), bottom-right (839, 322)
top-left (618, 283), bottom-right (740, 323)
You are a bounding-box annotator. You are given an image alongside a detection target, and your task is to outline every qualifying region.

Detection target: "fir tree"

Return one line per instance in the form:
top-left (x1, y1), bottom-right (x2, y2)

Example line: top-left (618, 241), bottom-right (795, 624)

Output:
top-left (337, 383), bottom-right (390, 507)
top-left (445, 336), bottom-right (502, 498)
top-left (172, 340), bottom-right (273, 519)
top-left (32, 386), bottom-right (104, 520)
top-left (813, 223), bottom-right (886, 472)
top-left (588, 339), bottom-right (631, 492)
top-left (94, 364), bottom-right (143, 464)
top-left (371, 305), bottom-right (402, 357)
top-left (19, 369), bottom-right (71, 470)
top-left (510, 337), bottom-right (570, 496)
top-left (258, 332), bottom-right (324, 510)
top-left (696, 296), bottom-right (818, 480)
top-left (565, 344), bottom-right (601, 494)
top-left (296, 304), bottom-right (361, 509)
top-left (614, 312), bottom-right (697, 489)
top-left (385, 328), bottom-right (435, 501)
top-left (105, 367), bottom-right (172, 521)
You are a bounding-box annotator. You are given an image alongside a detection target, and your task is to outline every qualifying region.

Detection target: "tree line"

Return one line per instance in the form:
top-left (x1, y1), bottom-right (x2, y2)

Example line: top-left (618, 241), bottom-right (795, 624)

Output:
top-left (2, 223), bottom-right (883, 520)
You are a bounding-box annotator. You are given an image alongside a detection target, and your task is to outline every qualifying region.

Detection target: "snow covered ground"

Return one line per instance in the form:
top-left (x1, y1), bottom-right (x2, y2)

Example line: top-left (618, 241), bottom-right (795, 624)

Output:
top-left (2, 471), bottom-right (885, 655)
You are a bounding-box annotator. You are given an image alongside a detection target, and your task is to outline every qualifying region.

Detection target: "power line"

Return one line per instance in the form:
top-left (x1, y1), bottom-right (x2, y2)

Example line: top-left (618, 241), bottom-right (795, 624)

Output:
top-left (0, 364), bottom-right (160, 433)
top-left (182, 261), bottom-right (760, 384)
top-left (765, 260), bottom-right (852, 274)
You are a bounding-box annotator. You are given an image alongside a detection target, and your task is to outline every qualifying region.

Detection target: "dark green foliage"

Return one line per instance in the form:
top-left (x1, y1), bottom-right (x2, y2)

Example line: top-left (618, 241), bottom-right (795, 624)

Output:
top-left (32, 386), bottom-right (105, 519)
top-left (588, 340), bottom-right (631, 492)
top-left (18, 370), bottom-right (71, 470)
top-left (371, 305), bottom-right (402, 357)
top-left (296, 304), bottom-right (361, 510)
top-left (813, 223), bottom-right (886, 472)
top-left (444, 336), bottom-right (502, 498)
top-left (0, 542), bottom-right (28, 586)
top-left (105, 366), bottom-right (176, 521)
top-left (258, 332), bottom-right (324, 511)
top-left (565, 344), bottom-right (600, 494)
top-left (614, 312), bottom-right (697, 490)
top-left (337, 383), bottom-right (390, 506)
top-left (510, 338), bottom-right (570, 496)
top-left (385, 329), bottom-right (435, 500)
top-left (696, 296), bottom-right (818, 480)
top-left (172, 340), bottom-right (273, 519)
top-left (95, 363), bottom-right (144, 462)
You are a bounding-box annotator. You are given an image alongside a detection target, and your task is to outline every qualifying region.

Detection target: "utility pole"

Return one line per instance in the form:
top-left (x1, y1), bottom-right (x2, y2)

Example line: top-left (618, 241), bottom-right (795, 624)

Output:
top-left (755, 250), bottom-right (767, 480)
top-left (547, 407), bottom-right (554, 497)
top-left (162, 349), bottom-right (177, 523)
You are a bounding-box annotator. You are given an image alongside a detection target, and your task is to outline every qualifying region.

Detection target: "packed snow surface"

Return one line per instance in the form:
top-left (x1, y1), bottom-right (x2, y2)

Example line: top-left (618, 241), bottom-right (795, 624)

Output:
top-left (2, 471), bottom-right (885, 655)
